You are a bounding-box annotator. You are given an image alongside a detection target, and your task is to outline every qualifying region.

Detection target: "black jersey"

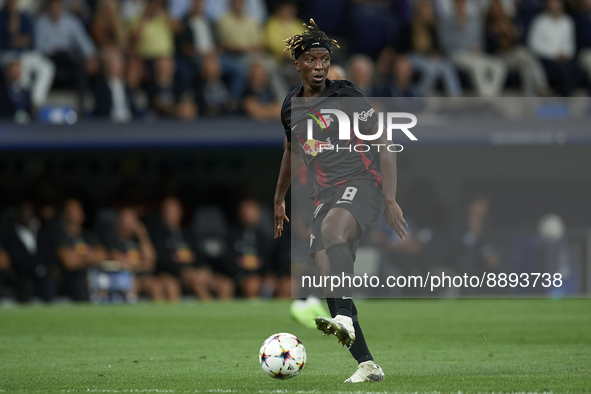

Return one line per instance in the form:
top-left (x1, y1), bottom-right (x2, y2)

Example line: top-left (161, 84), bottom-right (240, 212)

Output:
top-left (281, 79), bottom-right (382, 200)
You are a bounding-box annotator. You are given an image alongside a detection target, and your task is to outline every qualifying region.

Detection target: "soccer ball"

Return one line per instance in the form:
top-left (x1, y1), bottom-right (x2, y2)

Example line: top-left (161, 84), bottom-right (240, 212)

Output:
top-left (259, 333), bottom-right (306, 379)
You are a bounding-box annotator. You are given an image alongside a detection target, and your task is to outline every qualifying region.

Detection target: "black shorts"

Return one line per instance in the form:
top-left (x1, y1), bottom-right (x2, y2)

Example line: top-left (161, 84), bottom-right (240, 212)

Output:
top-left (309, 178), bottom-right (384, 260)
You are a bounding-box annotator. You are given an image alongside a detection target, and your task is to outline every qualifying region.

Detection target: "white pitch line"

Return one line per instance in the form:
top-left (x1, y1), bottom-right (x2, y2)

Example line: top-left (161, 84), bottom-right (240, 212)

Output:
top-left (0, 390), bottom-right (561, 394)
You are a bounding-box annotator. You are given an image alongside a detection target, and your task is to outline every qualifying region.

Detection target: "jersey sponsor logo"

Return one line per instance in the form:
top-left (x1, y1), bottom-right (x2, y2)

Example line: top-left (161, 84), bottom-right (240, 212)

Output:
top-left (311, 42), bottom-right (320, 46)
top-left (357, 108), bottom-right (375, 122)
top-left (336, 199), bottom-right (353, 204)
top-left (291, 123), bottom-right (298, 131)
top-left (301, 137), bottom-right (334, 156)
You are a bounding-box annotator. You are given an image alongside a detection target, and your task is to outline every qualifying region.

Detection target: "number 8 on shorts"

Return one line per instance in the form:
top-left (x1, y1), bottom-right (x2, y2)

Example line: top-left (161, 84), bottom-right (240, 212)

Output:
top-left (341, 187), bottom-right (358, 202)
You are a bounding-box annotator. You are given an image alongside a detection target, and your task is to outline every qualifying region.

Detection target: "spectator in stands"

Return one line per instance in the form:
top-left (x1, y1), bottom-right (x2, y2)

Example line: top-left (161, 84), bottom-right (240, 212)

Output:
top-left (0, 56), bottom-right (32, 121)
top-left (36, 0), bottom-right (98, 112)
top-left (205, 0), bottom-right (268, 24)
top-left (217, 0), bottom-right (263, 61)
top-left (242, 60), bottom-right (280, 120)
top-left (486, 0), bottom-right (550, 96)
top-left (93, 47), bottom-right (137, 122)
top-left (3, 201), bottom-right (55, 302)
top-left (175, 0), bottom-right (247, 101)
top-left (264, 1), bottom-right (303, 89)
top-left (129, 0), bottom-right (177, 60)
top-left (145, 196), bottom-right (218, 301)
top-left (217, 0), bottom-right (287, 100)
top-left (91, 0), bottom-right (128, 50)
top-left (439, 0), bottom-right (507, 96)
top-left (528, 0), bottom-right (577, 96)
top-left (107, 207), bottom-right (156, 295)
top-left (346, 55), bottom-right (378, 96)
top-left (194, 53), bottom-right (234, 116)
top-left (176, 0), bottom-right (216, 61)
top-left (55, 198), bottom-right (107, 301)
top-left (0, 0), bottom-right (55, 112)
top-left (397, 0), bottom-right (463, 97)
top-left (128, 0), bottom-right (178, 89)
top-left (264, 1), bottom-right (303, 63)
top-left (229, 198), bottom-right (271, 299)
top-left (147, 56), bottom-right (197, 120)
top-left (378, 55), bottom-right (419, 97)
top-left (576, 0), bottom-right (591, 88)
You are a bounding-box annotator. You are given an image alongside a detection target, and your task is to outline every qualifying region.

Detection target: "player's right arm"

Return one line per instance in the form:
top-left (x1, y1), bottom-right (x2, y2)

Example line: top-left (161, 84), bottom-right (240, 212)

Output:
top-left (273, 139), bottom-right (302, 238)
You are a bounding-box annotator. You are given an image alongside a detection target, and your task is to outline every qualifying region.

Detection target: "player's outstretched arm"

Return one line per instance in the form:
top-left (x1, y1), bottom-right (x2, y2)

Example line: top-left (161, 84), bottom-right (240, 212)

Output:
top-left (376, 126), bottom-right (408, 240)
top-left (273, 140), bottom-right (302, 238)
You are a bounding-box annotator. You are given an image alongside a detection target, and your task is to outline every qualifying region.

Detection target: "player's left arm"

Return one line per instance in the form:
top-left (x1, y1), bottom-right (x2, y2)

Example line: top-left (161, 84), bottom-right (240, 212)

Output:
top-left (375, 125), bottom-right (408, 240)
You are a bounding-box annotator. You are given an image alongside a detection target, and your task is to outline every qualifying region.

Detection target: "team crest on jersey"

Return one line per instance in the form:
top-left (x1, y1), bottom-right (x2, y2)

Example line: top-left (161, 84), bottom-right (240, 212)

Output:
top-left (301, 137), bottom-right (334, 156)
top-left (320, 115), bottom-right (334, 129)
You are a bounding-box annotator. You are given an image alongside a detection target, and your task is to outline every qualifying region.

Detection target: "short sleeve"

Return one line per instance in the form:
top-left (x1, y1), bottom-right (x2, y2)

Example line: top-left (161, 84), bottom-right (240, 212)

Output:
top-left (281, 113), bottom-right (291, 142)
top-left (281, 95), bottom-right (292, 142)
top-left (339, 85), bottom-right (379, 135)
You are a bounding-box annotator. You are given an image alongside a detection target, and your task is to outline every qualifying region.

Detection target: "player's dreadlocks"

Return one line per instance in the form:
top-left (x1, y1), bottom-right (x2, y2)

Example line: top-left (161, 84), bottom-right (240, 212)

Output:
top-left (284, 19), bottom-right (340, 60)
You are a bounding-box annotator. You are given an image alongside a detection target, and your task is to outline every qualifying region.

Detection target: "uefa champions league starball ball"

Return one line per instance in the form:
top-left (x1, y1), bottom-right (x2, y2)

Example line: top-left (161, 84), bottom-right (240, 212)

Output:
top-left (259, 333), bottom-right (306, 379)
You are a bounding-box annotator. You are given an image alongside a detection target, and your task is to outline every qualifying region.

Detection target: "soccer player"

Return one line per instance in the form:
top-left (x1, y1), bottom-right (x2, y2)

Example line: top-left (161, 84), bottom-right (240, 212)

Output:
top-left (273, 20), bottom-right (408, 383)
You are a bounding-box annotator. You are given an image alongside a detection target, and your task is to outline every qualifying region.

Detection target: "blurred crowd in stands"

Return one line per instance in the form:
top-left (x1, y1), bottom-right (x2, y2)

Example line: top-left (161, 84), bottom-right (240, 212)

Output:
top-left (0, 174), bottom-right (583, 302)
top-left (0, 0), bottom-right (591, 123)
top-left (0, 185), bottom-right (291, 302)
top-left (0, 184), bottom-right (584, 303)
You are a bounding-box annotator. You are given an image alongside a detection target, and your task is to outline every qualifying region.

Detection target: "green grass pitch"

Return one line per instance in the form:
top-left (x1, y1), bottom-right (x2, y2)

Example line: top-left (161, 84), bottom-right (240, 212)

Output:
top-left (1, 299), bottom-right (590, 394)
